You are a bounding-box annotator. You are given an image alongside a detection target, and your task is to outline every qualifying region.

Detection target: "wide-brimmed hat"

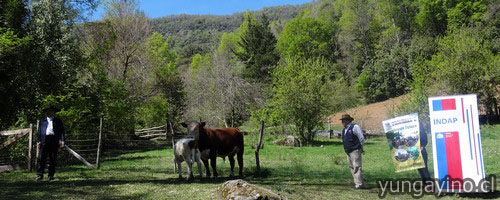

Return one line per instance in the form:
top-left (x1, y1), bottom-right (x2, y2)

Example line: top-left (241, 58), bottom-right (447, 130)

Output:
top-left (43, 105), bottom-right (61, 112)
top-left (340, 114), bottom-right (354, 121)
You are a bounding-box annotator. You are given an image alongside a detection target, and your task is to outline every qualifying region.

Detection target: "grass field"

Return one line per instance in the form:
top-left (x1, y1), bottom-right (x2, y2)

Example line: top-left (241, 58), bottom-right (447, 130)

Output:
top-left (1, 125), bottom-right (499, 200)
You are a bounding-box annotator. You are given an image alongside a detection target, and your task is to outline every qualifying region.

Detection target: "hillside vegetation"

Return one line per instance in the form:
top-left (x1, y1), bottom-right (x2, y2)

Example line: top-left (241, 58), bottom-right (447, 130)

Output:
top-left (0, 0), bottom-right (498, 147)
top-left (151, 4), bottom-right (308, 53)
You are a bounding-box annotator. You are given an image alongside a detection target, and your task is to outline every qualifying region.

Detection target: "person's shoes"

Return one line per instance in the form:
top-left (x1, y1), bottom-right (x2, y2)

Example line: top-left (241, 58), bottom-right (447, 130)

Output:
top-left (48, 176), bottom-right (54, 181)
top-left (35, 176), bottom-right (43, 182)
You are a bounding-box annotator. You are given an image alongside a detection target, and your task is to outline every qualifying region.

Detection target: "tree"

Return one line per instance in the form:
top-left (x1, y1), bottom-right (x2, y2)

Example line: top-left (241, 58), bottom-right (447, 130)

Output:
top-left (269, 57), bottom-right (334, 145)
top-left (29, 0), bottom-right (89, 95)
top-left (190, 53), bottom-right (212, 71)
top-left (352, 0), bottom-right (421, 102)
top-left (146, 32), bottom-right (185, 126)
top-left (183, 30), bottom-right (262, 127)
top-left (398, 25), bottom-right (499, 125)
top-left (80, 21), bottom-right (138, 136)
top-left (334, 0), bottom-right (379, 85)
top-left (0, 0), bottom-right (29, 34)
top-left (0, 0), bottom-right (100, 131)
top-left (103, 0), bottom-right (152, 98)
top-left (277, 12), bottom-right (336, 62)
top-left (355, 44), bottom-right (412, 102)
top-left (183, 53), bottom-right (256, 127)
top-left (234, 12), bottom-right (279, 82)
top-left (22, 0), bottom-right (97, 128)
top-left (425, 26), bottom-right (499, 116)
top-left (416, 0), bottom-right (488, 36)
top-left (0, 28), bottom-right (30, 128)
top-left (216, 32), bottom-right (240, 61)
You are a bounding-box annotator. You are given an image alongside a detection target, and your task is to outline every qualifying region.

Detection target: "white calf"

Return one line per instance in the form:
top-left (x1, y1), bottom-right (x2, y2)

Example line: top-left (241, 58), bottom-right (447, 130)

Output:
top-left (173, 138), bottom-right (203, 180)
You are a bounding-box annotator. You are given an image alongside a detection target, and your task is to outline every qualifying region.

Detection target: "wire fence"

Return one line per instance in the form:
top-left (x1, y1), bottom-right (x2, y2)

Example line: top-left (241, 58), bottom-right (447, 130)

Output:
top-left (0, 120), bottom-right (193, 172)
top-left (63, 121), bottom-right (189, 168)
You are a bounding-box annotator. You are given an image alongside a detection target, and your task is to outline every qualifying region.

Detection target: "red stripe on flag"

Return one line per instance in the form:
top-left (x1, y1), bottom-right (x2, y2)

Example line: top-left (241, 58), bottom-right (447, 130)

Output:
top-left (442, 99), bottom-right (456, 110)
top-left (445, 132), bottom-right (463, 189)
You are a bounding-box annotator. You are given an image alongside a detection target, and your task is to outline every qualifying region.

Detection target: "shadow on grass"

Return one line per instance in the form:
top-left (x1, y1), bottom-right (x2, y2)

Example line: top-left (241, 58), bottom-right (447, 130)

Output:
top-left (2, 176), bottom-right (248, 190)
top-left (310, 140), bottom-right (377, 147)
top-left (1, 178), bottom-right (153, 200)
top-left (311, 140), bottom-right (343, 146)
top-left (456, 191), bottom-right (500, 199)
top-left (103, 156), bottom-right (161, 162)
top-left (245, 166), bottom-right (352, 182)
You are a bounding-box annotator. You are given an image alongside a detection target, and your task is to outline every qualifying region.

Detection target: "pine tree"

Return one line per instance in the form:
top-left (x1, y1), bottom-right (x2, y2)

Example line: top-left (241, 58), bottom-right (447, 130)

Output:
top-left (235, 12), bottom-right (279, 82)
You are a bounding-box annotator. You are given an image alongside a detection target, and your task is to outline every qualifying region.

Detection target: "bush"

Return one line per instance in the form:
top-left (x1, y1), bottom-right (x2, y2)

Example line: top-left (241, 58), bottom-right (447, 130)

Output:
top-left (267, 57), bottom-right (334, 145)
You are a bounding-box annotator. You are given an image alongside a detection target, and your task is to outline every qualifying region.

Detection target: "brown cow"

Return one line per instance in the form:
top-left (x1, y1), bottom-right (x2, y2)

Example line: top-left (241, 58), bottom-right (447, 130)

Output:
top-left (181, 120), bottom-right (244, 178)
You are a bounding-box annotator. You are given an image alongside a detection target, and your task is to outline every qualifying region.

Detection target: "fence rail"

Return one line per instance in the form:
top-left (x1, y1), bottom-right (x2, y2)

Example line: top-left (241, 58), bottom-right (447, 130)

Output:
top-left (0, 124), bottom-right (33, 172)
top-left (0, 128), bottom-right (31, 136)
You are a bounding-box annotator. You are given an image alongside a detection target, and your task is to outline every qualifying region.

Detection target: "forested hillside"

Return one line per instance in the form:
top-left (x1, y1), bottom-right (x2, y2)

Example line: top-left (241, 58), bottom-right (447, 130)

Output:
top-left (150, 4), bottom-right (309, 67)
top-left (1, 0), bottom-right (499, 146)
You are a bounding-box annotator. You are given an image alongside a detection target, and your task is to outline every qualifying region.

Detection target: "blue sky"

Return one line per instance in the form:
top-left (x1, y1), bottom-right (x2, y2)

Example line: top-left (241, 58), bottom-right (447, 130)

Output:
top-left (89, 0), bottom-right (315, 21)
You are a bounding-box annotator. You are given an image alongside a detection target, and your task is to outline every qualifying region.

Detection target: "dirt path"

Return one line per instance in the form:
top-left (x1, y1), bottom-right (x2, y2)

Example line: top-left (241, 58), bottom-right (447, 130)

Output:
top-left (327, 95), bottom-right (409, 133)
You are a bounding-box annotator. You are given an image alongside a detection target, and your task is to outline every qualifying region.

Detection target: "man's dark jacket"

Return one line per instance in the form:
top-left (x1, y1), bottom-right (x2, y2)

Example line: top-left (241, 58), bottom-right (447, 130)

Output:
top-left (342, 123), bottom-right (362, 153)
top-left (37, 117), bottom-right (65, 143)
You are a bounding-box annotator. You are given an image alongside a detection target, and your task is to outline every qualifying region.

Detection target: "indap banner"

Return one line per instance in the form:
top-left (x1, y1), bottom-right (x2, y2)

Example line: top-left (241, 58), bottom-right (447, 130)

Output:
top-left (429, 94), bottom-right (487, 192)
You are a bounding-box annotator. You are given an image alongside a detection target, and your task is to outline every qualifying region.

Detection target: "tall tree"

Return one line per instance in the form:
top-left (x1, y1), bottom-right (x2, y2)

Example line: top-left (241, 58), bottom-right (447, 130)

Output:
top-left (277, 12), bottom-right (336, 62)
top-left (234, 12), bottom-right (279, 82)
top-left (183, 35), bottom-right (258, 127)
top-left (0, 0), bottom-right (98, 129)
top-left (103, 0), bottom-right (152, 98)
top-left (0, 0), bottom-right (30, 128)
top-left (334, 0), bottom-right (379, 85)
top-left (26, 0), bottom-right (97, 121)
top-left (146, 32), bottom-right (185, 126)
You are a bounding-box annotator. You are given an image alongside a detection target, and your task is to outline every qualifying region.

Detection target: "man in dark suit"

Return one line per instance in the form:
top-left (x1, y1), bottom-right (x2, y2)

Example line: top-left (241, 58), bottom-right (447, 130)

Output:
top-left (418, 123), bottom-right (432, 185)
top-left (36, 105), bottom-right (65, 181)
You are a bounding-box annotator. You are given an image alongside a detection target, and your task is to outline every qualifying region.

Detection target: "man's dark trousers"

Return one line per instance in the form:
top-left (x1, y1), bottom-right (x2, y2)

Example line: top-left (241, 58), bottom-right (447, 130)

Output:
top-left (37, 135), bottom-right (59, 178)
top-left (418, 148), bottom-right (431, 183)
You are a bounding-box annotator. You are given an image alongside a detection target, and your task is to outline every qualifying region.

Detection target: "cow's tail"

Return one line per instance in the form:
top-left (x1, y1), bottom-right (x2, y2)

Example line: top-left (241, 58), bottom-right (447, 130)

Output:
top-left (237, 131), bottom-right (244, 156)
top-left (237, 131), bottom-right (244, 177)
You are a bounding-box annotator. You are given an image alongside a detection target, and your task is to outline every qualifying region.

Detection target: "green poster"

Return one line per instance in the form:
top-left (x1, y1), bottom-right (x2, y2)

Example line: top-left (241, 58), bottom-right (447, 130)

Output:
top-left (383, 113), bottom-right (425, 173)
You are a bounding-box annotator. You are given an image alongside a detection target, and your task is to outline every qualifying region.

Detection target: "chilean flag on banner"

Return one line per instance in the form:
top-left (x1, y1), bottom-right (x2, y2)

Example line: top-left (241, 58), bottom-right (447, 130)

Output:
top-left (435, 131), bottom-right (463, 189)
top-left (429, 94), bottom-right (486, 192)
top-left (432, 99), bottom-right (457, 111)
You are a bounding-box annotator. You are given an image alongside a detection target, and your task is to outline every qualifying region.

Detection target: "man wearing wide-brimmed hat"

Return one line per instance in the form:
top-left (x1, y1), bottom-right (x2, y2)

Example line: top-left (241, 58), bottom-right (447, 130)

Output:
top-left (36, 105), bottom-right (65, 181)
top-left (340, 114), bottom-right (365, 189)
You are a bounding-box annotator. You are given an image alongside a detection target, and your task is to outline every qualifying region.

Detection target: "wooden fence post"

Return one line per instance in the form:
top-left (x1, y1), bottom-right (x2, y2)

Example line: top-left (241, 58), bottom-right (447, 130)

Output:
top-left (255, 121), bottom-right (265, 177)
top-left (165, 122), bottom-right (168, 140)
top-left (328, 118), bottom-right (332, 139)
top-left (169, 121), bottom-right (176, 173)
top-left (96, 118), bottom-right (103, 169)
top-left (28, 123), bottom-right (33, 171)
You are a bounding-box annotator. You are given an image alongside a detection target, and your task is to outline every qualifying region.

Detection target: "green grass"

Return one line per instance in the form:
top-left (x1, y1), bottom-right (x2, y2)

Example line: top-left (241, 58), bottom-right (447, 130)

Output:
top-left (1, 125), bottom-right (499, 199)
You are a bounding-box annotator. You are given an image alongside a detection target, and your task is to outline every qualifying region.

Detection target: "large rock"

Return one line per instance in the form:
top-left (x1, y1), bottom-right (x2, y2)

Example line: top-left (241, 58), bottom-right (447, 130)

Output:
top-left (217, 179), bottom-right (287, 200)
top-left (272, 135), bottom-right (301, 147)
